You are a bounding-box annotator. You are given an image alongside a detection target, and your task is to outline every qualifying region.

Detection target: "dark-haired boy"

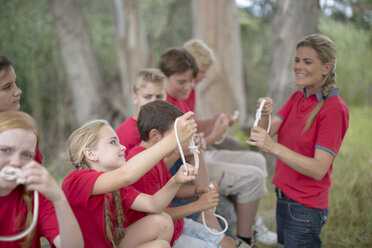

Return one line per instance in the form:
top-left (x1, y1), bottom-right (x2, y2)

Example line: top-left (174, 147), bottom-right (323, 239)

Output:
top-left (126, 100), bottom-right (237, 248)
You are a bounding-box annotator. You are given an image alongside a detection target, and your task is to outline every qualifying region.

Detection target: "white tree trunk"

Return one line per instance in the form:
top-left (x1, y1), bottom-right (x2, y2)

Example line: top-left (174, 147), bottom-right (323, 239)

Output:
top-left (112, 0), bottom-right (148, 115)
top-left (50, 0), bottom-right (103, 125)
top-left (191, 0), bottom-right (247, 123)
top-left (268, 0), bottom-right (320, 111)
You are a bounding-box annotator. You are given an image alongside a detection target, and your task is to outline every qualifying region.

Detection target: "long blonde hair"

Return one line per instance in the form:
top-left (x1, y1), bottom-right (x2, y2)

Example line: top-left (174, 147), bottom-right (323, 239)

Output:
top-left (67, 120), bottom-right (125, 246)
top-left (297, 34), bottom-right (337, 133)
top-left (0, 111), bottom-right (38, 247)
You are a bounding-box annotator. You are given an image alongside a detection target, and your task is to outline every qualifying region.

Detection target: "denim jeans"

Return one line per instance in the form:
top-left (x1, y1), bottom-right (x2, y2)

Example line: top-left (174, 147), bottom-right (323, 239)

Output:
top-left (276, 188), bottom-right (328, 248)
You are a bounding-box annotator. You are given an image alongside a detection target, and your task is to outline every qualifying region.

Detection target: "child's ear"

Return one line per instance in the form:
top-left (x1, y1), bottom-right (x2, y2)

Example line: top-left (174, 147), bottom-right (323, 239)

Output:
top-left (149, 129), bottom-right (162, 142)
top-left (83, 148), bottom-right (98, 162)
top-left (132, 93), bottom-right (138, 105)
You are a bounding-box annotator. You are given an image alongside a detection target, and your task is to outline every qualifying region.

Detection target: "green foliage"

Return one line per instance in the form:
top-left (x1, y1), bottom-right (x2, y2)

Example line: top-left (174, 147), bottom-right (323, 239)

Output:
top-left (322, 106), bottom-right (372, 247)
top-left (0, 0), bottom-right (69, 157)
top-left (319, 18), bottom-right (372, 106)
top-left (141, 0), bottom-right (192, 64)
top-left (239, 10), bottom-right (272, 114)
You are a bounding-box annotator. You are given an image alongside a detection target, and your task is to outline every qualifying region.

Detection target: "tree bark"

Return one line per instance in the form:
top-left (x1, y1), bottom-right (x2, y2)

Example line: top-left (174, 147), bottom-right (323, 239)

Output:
top-left (50, 0), bottom-right (104, 125)
top-left (267, 0), bottom-right (320, 111)
top-left (112, 0), bottom-right (148, 115)
top-left (191, 0), bottom-right (247, 123)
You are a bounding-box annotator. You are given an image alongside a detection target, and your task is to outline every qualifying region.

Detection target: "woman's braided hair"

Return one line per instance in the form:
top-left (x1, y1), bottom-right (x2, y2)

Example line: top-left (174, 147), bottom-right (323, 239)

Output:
top-left (297, 34), bottom-right (337, 133)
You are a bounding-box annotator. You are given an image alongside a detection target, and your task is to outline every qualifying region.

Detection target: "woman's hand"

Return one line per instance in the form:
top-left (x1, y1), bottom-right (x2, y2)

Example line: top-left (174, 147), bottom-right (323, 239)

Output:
top-left (247, 126), bottom-right (277, 154)
top-left (257, 97), bottom-right (273, 116)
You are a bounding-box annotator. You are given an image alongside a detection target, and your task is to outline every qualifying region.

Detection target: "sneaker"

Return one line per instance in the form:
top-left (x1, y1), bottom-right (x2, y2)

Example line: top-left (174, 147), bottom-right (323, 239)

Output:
top-left (254, 216), bottom-right (277, 246)
top-left (236, 238), bottom-right (252, 248)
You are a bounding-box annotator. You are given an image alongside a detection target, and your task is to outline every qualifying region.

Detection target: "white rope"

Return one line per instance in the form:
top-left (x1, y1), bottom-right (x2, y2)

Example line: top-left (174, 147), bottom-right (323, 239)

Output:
top-left (200, 184), bottom-right (229, 235)
top-left (253, 99), bottom-right (271, 133)
top-left (0, 166), bottom-right (39, 241)
top-left (174, 117), bottom-right (228, 235)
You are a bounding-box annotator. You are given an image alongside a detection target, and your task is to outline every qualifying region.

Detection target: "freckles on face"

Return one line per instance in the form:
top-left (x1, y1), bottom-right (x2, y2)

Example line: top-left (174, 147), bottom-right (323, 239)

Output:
top-left (0, 129), bottom-right (36, 168)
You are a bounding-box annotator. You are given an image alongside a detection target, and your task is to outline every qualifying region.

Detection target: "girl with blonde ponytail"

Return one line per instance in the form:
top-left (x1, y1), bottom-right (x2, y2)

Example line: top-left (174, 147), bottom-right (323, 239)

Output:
top-left (62, 113), bottom-right (197, 248)
top-left (248, 34), bottom-right (349, 247)
top-left (0, 111), bottom-right (83, 248)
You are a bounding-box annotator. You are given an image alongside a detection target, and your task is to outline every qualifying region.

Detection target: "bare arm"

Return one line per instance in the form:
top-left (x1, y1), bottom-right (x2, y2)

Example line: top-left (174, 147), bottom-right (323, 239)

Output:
top-left (164, 190), bottom-right (219, 220)
top-left (92, 112), bottom-right (197, 195)
top-left (52, 192), bottom-right (84, 248)
top-left (247, 126), bottom-right (334, 180)
top-left (21, 162), bottom-right (84, 248)
top-left (131, 165), bottom-right (196, 213)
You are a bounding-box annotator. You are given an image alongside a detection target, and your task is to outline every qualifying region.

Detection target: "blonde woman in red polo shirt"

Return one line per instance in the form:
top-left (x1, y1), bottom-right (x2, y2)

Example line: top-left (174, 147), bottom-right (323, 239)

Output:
top-left (247, 34), bottom-right (349, 248)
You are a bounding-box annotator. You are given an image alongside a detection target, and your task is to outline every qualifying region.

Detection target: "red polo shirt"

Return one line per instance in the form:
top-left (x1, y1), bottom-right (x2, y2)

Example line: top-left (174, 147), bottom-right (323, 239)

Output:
top-left (273, 88), bottom-right (349, 209)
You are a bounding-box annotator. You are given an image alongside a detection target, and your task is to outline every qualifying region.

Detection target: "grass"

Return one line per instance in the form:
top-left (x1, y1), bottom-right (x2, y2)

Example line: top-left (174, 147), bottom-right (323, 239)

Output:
top-left (255, 105), bottom-right (372, 247)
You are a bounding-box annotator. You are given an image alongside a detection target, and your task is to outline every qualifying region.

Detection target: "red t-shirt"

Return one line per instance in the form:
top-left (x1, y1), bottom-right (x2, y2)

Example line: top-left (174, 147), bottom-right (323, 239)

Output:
top-left (116, 116), bottom-right (141, 156)
top-left (166, 89), bottom-right (195, 114)
top-left (0, 186), bottom-right (59, 248)
top-left (126, 146), bottom-right (184, 246)
top-left (273, 88), bottom-right (349, 209)
top-left (62, 169), bottom-right (141, 247)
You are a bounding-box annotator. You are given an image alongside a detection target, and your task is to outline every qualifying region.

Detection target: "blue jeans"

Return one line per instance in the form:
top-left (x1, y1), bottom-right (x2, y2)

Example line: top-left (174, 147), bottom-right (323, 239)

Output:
top-left (276, 188), bottom-right (328, 248)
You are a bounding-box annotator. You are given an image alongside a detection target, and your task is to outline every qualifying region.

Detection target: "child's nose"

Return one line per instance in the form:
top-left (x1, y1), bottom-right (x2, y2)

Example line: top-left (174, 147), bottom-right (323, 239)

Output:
top-left (9, 154), bottom-right (22, 168)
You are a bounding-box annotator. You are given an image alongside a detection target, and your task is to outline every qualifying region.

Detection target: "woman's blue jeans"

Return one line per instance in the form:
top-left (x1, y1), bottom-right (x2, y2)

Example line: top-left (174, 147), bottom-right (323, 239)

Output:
top-left (276, 188), bottom-right (328, 248)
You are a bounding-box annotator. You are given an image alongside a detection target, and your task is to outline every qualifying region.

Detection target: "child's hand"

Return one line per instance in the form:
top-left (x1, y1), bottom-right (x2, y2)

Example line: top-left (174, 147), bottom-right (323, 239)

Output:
top-left (195, 181), bottom-right (219, 195)
top-left (257, 97), bottom-right (273, 116)
top-left (20, 161), bottom-right (64, 202)
top-left (174, 163), bottom-right (197, 184)
top-left (196, 189), bottom-right (219, 211)
top-left (176, 112), bottom-right (197, 143)
top-left (211, 113), bottom-right (229, 139)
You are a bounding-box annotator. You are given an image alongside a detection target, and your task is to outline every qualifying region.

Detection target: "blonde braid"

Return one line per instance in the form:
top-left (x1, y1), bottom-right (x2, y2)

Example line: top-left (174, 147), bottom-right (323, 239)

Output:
top-left (112, 190), bottom-right (125, 244)
top-left (103, 191), bottom-right (126, 247)
top-left (104, 196), bottom-right (116, 248)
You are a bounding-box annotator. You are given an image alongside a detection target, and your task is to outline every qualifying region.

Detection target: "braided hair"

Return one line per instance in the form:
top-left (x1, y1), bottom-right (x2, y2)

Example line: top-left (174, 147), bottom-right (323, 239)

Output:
top-left (67, 120), bottom-right (126, 246)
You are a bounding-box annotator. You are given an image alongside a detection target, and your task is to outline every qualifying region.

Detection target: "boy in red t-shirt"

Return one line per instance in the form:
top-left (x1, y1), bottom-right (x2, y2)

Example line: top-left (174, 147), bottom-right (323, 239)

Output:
top-left (127, 100), bottom-right (237, 248)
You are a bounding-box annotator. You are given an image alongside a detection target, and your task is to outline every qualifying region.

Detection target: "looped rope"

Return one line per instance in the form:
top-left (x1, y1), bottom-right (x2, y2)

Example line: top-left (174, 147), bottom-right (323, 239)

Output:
top-left (0, 166), bottom-right (39, 241)
top-left (253, 99), bottom-right (271, 133)
top-left (174, 118), bottom-right (228, 235)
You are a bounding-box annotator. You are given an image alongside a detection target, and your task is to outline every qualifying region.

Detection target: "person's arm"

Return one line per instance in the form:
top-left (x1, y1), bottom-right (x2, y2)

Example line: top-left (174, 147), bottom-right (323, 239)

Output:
top-left (131, 164), bottom-right (196, 213)
top-left (203, 114), bottom-right (229, 147)
top-left (92, 112), bottom-right (197, 195)
top-left (247, 126), bottom-right (334, 180)
top-left (175, 182), bottom-right (213, 198)
top-left (164, 189), bottom-right (219, 220)
top-left (21, 162), bottom-right (84, 248)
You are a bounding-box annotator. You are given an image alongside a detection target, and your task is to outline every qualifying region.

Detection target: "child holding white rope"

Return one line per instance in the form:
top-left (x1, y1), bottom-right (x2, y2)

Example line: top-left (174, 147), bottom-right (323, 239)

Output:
top-left (63, 111), bottom-right (197, 248)
top-left (126, 100), bottom-right (236, 248)
top-left (160, 46), bottom-right (273, 247)
top-left (115, 69), bottom-right (235, 246)
top-left (0, 111), bottom-right (84, 248)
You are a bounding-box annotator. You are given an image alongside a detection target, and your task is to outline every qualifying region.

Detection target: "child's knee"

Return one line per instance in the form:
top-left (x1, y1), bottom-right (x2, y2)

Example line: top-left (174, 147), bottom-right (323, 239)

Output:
top-left (151, 212), bottom-right (174, 233)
